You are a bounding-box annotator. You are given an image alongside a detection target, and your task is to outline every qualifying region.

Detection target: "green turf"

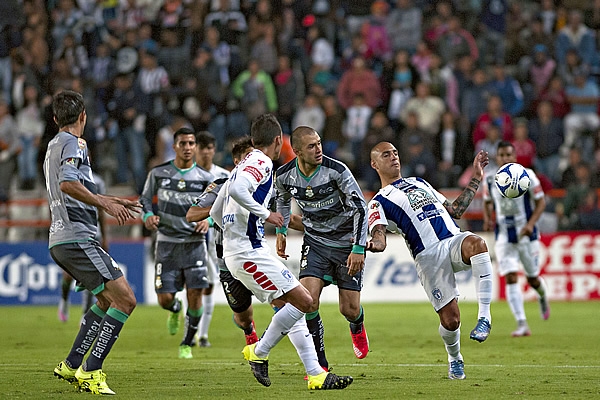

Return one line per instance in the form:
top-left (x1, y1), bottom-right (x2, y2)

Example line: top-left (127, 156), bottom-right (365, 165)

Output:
top-left (1, 301), bottom-right (599, 399)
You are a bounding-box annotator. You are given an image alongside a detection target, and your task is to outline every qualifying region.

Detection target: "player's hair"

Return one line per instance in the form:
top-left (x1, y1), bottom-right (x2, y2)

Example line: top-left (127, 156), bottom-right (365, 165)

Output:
top-left (250, 114), bottom-right (281, 148)
top-left (173, 127), bottom-right (195, 143)
top-left (52, 90), bottom-right (85, 128)
top-left (497, 140), bottom-right (514, 151)
top-left (290, 126), bottom-right (317, 149)
top-left (196, 130), bottom-right (216, 149)
top-left (231, 136), bottom-right (254, 160)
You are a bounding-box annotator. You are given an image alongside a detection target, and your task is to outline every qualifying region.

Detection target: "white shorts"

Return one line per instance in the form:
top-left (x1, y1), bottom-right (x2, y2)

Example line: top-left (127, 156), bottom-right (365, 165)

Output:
top-left (205, 229), bottom-right (219, 285)
top-left (495, 238), bottom-right (540, 278)
top-left (415, 232), bottom-right (472, 312)
top-left (224, 248), bottom-right (300, 304)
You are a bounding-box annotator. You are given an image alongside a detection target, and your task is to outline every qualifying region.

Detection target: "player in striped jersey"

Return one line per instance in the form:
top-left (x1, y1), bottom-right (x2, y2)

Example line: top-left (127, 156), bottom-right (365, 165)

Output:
top-left (275, 126), bottom-right (370, 367)
top-left (139, 127), bottom-right (214, 359)
top-left (367, 142), bottom-right (494, 380)
top-left (483, 141), bottom-right (549, 337)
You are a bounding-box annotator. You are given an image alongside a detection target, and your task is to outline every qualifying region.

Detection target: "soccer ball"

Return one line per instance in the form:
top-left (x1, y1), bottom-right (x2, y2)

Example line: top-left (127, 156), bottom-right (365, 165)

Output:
top-left (494, 163), bottom-right (531, 198)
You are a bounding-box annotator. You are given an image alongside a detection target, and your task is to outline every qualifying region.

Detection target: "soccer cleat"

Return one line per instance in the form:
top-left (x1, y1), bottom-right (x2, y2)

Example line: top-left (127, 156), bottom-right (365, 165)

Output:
top-left (167, 311), bottom-right (181, 335)
top-left (179, 345), bottom-right (193, 359)
top-left (511, 322), bottom-right (531, 337)
top-left (469, 317), bottom-right (491, 343)
top-left (75, 366), bottom-right (116, 395)
top-left (304, 366), bottom-right (328, 381)
top-left (245, 321), bottom-right (259, 345)
top-left (539, 296), bottom-right (550, 320)
top-left (199, 337), bottom-right (211, 347)
top-left (307, 371), bottom-right (353, 390)
top-left (54, 361), bottom-right (78, 385)
top-left (242, 343), bottom-right (270, 387)
top-left (58, 299), bottom-right (69, 322)
top-left (350, 325), bottom-right (369, 359)
top-left (448, 360), bottom-right (466, 380)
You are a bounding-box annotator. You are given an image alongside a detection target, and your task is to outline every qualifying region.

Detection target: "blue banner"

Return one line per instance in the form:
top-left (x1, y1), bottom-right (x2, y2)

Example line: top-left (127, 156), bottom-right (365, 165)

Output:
top-left (0, 242), bottom-right (145, 305)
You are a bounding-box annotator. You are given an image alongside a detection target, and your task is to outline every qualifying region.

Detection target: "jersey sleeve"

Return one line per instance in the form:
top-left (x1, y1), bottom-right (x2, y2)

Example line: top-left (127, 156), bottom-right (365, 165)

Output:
top-left (338, 166), bottom-right (368, 247)
top-left (139, 169), bottom-right (157, 219)
top-left (192, 178), bottom-right (226, 208)
top-left (526, 169), bottom-right (545, 201)
top-left (58, 136), bottom-right (86, 183)
top-left (229, 153), bottom-right (272, 221)
top-left (275, 172), bottom-right (292, 229)
top-left (367, 197), bottom-right (388, 235)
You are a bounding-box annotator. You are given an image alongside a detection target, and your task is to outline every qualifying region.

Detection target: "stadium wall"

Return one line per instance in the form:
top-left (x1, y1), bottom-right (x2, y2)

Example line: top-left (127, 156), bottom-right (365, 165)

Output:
top-left (1, 232), bottom-right (599, 305)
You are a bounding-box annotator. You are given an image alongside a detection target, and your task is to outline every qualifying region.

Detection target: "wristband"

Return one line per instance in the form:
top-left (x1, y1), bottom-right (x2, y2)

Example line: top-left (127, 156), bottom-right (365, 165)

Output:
top-left (351, 244), bottom-right (365, 254)
top-left (276, 227), bottom-right (288, 236)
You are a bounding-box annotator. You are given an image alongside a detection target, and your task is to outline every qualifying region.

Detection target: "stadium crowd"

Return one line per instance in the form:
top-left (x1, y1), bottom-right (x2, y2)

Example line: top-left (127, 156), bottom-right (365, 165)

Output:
top-left (0, 0), bottom-right (599, 231)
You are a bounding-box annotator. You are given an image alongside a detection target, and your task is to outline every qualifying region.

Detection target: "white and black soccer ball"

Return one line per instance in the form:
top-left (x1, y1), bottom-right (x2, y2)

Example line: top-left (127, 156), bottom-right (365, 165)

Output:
top-left (494, 163), bottom-right (531, 198)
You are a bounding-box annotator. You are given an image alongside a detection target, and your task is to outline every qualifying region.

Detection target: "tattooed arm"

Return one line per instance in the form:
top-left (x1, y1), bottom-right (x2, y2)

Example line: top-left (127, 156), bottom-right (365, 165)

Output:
top-left (367, 224), bottom-right (387, 252)
top-left (444, 150), bottom-right (489, 219)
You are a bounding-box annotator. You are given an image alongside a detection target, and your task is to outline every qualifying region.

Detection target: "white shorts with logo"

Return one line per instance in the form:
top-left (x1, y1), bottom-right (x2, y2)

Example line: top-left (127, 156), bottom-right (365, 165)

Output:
top-left (414, 231), bottom-right (473, 312)
top-left (495, 238), bottom-right (540, 278)
top-left (224, 247), bottom-right (300, 304)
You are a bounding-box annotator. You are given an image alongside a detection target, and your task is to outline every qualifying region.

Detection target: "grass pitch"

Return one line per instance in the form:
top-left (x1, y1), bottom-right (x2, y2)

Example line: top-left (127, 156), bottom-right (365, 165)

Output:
top-left (1, 301), bottom-right (599, 399)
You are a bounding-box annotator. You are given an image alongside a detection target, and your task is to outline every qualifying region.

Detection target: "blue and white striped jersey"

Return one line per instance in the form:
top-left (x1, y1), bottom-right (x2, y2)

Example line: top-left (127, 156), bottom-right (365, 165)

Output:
top-left (483, 167), bottom-right (544, 243)
top-left (367, 177), bottom-right (461, 258)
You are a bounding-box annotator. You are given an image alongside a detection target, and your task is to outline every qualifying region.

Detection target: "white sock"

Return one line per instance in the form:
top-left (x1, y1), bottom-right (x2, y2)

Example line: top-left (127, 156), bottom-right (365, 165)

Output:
top-left (287, 317), bottom-right (323, 376)
top-left (439, 324), bottom-right (462, 362)
top-left (534, 276), bottom-right (547, 299)
top-left (471, 252), bottom-right (493, 323)
top-left (255, 303), bottom-right (304, 358)
top-left (506, 282), bottom-right (526, 322)
top-left (197, 293), bottom-right (214, 339)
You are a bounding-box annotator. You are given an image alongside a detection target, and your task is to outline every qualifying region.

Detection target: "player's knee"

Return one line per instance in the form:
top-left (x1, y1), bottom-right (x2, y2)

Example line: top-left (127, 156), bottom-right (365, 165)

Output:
top-left (464, 235), bottom-right (488, 258)
top-left (441, 314), bottom-right (460, 331)
top-left (339, 303), bottom-right (360, 320)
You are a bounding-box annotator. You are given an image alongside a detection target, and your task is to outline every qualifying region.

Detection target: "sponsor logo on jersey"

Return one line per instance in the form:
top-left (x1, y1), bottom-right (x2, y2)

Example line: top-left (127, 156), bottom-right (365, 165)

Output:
top-left (244, 165), bottom-right (263, 181)
top-left (318, 186), bottom-right (334, 194)
top-left (161, 179), bottom-right (170, 187)
top-left (370, 201), bottom-right (380, 209)
top-left (65, 158), bottom-right (77, 166)
top-left (368, 211), bottom-right (380, 226)
top-left (407, 188), bottom-right (436, 210)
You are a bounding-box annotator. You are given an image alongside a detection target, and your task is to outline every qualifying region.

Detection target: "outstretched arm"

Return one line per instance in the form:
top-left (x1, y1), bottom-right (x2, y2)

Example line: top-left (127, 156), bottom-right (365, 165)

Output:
top-left (444, 150), bottom-right (488, 219)
top-left (367, 224), bottom-right (387, 253)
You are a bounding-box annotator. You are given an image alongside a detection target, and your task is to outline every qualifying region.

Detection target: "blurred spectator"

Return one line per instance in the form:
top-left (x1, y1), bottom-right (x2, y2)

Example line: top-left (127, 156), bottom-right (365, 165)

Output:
top-left (556, 162), bottom-right (598, 230)
top-left (51, 0), bottom-right (85, 50)
top-left (403, 132), bottom-right (438, 187)
top-left (558, 48), bottom-right (589, 87)
top-left (53, 32), bottom-right (89, 79)
top-left (157, 28), bottom-right (191, 86)
top-left (342, 92), bottom-right (372, 174)
top-left (529, 100), bottom-right (564, 185)
top-left (385, 0), bottom-right (422, 54)
top-left (532, 75), bottom-right (570, 119)
top-left (437, 16), bottom-right (479, 66)
top-left (525, 45), bottom-right (556, 100)
top-left (514, 15), bottom-right (554, 68)
top-left (15, 83), bottom-right (44, 190)
top-left (306, 23), bottom-right (335, 82)
top-left (559, 146), bottom-right (584, 189)
top-left (461, 67), bottom-right (493, 128)
top-left (204, 0), bottom-right (248, 47)
top-left (247, 0), bottom-right (278, 46)
top-left (87, 41), bottom-right (116, 115)
top-left (411, 41), bottom-right (433, 81)
top-left (292, 93), bottom-right (325, 132)
top-left (399, 110), bottom-right (428, 157)
top-left (321, 94), bottom-right (345, 159)
top-left (383, 49), bottom-right (416, 128)
top-left (336, 56), bottom-right (381, 110)
top-left (202, 26), bottom-right (236, 86)
top-left (476, 122), bottom-right (502, 177)
top-left (250, 23), bottom-right (278, 76)
top-left (472, 94), bottom-right (513, 147)
top-left (361, 110), bottom-right (395, 191)
top-left (489, 63), bottom-right (524, 117)
top-left (10, 50), bottom-right (41, 112)
top-left (477, 0), bottom-right (508, 65)
top-left (343, 0), bottom-right (376, 37)
top-left (427, 52), bottom-right (459, 117)
top-left (400, 81), bottom-right (445, 142)
top-left (360, 0), bottom-right (392, 70)
top-left (274, 55), bottom-right (300, 134)
top-left (231, 58), bottom-right (278, 122)
top-left (511, 118), bottom-right (536, 169)
top-left (0, 99), bottom-right (18, 206)
top-left (539, 0), bottom-right (558, 35)
top-left (555, 9), bottom-right (598, 68)
top-left (434, 111), bottom-right (464, 188)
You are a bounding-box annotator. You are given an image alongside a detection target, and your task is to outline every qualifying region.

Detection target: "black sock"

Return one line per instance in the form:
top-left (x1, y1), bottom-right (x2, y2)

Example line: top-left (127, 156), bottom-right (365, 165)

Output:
top-left (61, 277), bottom-right (71, 301)
top-left (168, 298), bottom-right (182, 313)
top-left (83, 308), bottom-right (128, 371)
top-left (348, 306), bottom-right (364, 334)
top-left (181, 311), bottom-right (201, 346)
top-left (65, 305), bottom-right (104, 369)
top-left (306, 311), bottom-right (328, 369)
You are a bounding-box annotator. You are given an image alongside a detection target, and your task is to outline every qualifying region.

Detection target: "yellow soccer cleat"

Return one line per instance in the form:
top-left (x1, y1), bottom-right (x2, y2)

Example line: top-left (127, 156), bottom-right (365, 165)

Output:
top-left (242, 343), bottom-right (270, 387)
top-left (75, 366), bottom-right (116, 395)
top-left (307, 371), bottom-right (353, 390)
top-left (53, 360), bottom-right (78, 387)
top-left (179, 345), bottom-right (193, 359)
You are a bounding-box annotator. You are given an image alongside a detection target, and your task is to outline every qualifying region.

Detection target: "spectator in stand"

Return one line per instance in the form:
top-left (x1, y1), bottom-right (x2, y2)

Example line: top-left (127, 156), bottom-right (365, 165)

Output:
top-left (87, 42), bottom-right (116, 116)
top-left (400, 81), bottom-right (445, 143)
top-left (306, 23), bottom-right (335, 84)
top-left (0, 99), bottom-right (18, 210)
top-left (360, 1), bottom-right (392, 72)
top-left (51, 0), bottom-right (85, 51)
top-left (250, 23), bottom-right (278, 76)
top-left (529, 100), bottom-right (564, 186)
top-left (344, 0), bottom-right (376, 37)
top-left (427, 52), bottom-right (460, 117)
top-left (461, 67), bottom-right (493, 129)
top-left (532, 75), bottom-right (570, 119)
top-left (477, 0), bottom-right (508, 66)
top-left (556, 162), bottom-right (598, 230)
top-left (362, 110), bottom-right (395, 191)
top-left (336, 56), bottom-right (381, 110)
top-left (559, 146), bottom-right (584, 190)
top-left (53, 32), bottom-right (89, 79)
top-left (555, 10), bottom-right (598, 69)
top-left (539, 0), bottom-right (558, 35)
top-left (411, 41), bottom-right (433, 81)
top-left (231, 58), bottom-right (278, 123)
top-left (157, 28), bottom-right (191, 87)
top-left (437, 16), bottom-right (479, 66)
top-left (274, 55), bottom-right (298, 135)
top-left (476, 123), bottom-right (502, 177)
top-left (399, 111), bottom-right (429, 157)
top-left (343, 93), bottom-right (373, 176)
top-left (557, 47), bottom-right (590, 88)
top-left (515, 15), bottom-right (554, 70)
top-left (489, 63), bottom-right (524, 117)
top-left (15, 83), bottom-right (44, 190)
top-left (472, 94), bottom-right (513, 148)
top-left (383, 49), bottom-right (416, 129)
top-left (526, 45), bottom-right (556, 101)
top-left (511, 118), bottom-right (536, 169)
top-left (204, 0), bottom-right (248, 47)
top-left (385, 0), bottom-right (422, 54)
top-left (292, 93), bottom-right (325, 133)
top-left (202, 25), bottom-right (236, 86)
top-left (403, 132), bottom-right (438, 187)
top-left (560, 69), bottom-right (600, 169)
top-left (321, 94), bottom-right (346, 159)
top-left (247, 0), bottom-right (278, 47)
top-left (435, 111), bottom-right (465, 188)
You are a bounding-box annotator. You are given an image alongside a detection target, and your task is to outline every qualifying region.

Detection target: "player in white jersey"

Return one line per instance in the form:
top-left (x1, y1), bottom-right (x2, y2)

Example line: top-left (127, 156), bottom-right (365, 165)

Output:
top-left (483, 141), bottom-right (550, 337)
top-left (210, 114), bottom-right (353, 390)
top-left (367, 142), bottom-right (494, 380)
top-left (194, 130), bottom-right (231, 347)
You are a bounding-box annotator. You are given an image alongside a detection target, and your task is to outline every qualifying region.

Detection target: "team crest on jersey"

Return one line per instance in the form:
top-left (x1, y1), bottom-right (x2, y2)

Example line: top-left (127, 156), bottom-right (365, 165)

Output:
top-left (432, 288), bottom-right (443, 302)
top-left (205, 182), bottom-right (217, 192)
top-left (177, 179), bottom-right (186, 190)
top-left (407, 188), bottom-right (436, 210)
top-left (305, 186), bottom-right (314, 198)
top-left (370, 201), bottom-right (380, 209)
top-left (65, 158), bottom-right (77, 166)
top-left (77, 138), bottom-right (86, 149)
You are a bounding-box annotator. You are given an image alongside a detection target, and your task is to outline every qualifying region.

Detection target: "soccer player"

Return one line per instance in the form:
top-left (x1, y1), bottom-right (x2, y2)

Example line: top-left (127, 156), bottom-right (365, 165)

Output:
top-left (482, 141), bottom-right (550, 337)
top-left (46, 90), bottom-right (142, 395)
top-left (139, 127), bottom-right (214, 359)
top-left (367, 142), bottom-right (494, 380)
top-left (275, 126), bottom-right (370, 368)
top-left (194, 130), bottom-right (231, 347)
top-left (209, 114), bottom-right (353, 390)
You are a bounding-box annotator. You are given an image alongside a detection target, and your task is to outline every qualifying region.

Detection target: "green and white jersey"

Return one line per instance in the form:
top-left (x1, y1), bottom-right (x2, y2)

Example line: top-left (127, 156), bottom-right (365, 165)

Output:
top-left (43, 131), bottom-right (98, 248)
top-left (275, 155), bottom-right (368, 249)
top-left (140, 161), bottom-right (214, 243)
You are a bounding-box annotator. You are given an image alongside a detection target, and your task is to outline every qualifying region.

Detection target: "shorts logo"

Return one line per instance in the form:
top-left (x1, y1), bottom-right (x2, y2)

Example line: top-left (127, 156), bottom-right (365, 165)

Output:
top-left (243, 261), bottom-right (278, 291)
top-left (243, 166), bottom-right (263, 182)
top-left (281, 268), bottom-right (293, 282)
top-left (432, 288), bottom-right (443, 302)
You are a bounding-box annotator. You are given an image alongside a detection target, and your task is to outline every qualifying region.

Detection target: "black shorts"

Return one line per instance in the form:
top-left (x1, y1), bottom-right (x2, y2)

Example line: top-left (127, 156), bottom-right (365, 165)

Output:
top-left (219, 266), bottom-right (253, 314)
top-left (154, 241), bottom-right (209, 293)
top-left (50, 241), bottom-right (123, 295)
top-left (299, 235), bottom-right (363, 291)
